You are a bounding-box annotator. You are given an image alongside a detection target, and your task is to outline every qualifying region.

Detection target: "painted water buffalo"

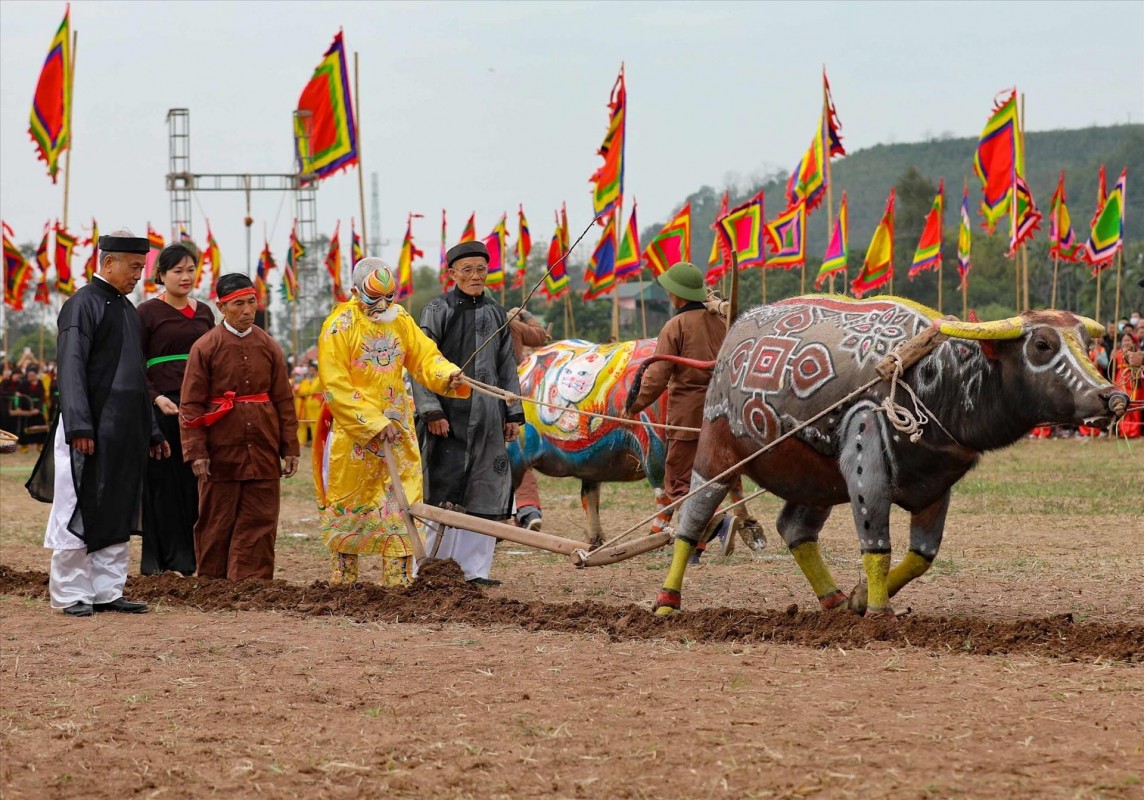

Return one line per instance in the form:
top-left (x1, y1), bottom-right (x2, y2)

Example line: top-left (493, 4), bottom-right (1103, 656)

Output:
top-left (509, 338), bottom-right (765, 549)
top-left (655, 295), bottom-right (1127, 617)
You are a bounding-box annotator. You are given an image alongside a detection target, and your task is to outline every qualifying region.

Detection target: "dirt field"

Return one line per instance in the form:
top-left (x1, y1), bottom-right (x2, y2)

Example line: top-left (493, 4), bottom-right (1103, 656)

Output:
top-left (1, 439), bottom-right (1141, 799)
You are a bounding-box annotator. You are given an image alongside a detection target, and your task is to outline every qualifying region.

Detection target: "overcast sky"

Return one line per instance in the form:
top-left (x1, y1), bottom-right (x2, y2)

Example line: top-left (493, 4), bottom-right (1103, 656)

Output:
top-left (1, 0), bottom-right (1142, 276)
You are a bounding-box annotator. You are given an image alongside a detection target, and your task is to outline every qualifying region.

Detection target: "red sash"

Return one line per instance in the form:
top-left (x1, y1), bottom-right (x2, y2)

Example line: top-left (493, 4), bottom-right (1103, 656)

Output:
top-left (182, 391), bottom-right (271, 428)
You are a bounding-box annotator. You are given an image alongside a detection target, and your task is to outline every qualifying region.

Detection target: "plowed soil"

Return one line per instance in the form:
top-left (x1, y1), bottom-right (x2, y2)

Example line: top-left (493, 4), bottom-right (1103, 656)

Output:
top-left (2, 440), bottom-right (1142, 799)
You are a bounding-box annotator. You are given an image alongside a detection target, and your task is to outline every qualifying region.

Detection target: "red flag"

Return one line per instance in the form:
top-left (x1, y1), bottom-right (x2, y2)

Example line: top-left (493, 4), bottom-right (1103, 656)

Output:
top-left (29, 6), bottom-right (72, 183)
top-left (34, 224), bottom-right (51, 305)
top-left (54, 223), bottom-right (77, 295)
top-left (460, 213), bottom-right (476, 243)
top-left (324, 221), bottom-right (347, 302)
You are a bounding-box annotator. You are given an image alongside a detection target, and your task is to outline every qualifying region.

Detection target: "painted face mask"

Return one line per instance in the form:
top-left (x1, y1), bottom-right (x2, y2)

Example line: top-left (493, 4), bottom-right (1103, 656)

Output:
top-left (357, 267), bottom-right (399, 322)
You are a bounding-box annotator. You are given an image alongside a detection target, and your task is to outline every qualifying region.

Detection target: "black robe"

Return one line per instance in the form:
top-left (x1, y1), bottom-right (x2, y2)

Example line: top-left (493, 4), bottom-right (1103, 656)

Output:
top-left (412, 287), bottom-right (525, 518)
top-left (27, 278), bottom-right (163, 553)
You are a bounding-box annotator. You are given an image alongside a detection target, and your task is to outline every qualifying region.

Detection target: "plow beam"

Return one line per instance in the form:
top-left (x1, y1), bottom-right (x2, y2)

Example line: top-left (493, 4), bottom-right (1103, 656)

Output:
top-left (574, 532), bottom-right (671, 568)
top-left (408, 502), bottom-right (590, 558)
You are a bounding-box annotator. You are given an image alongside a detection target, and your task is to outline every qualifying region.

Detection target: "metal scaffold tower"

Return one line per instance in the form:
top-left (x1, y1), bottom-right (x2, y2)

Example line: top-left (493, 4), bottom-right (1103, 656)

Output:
top-left (165, 107), bottom-right (323, 356)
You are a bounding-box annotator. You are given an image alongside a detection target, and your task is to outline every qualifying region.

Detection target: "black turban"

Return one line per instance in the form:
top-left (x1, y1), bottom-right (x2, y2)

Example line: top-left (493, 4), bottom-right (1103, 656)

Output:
top-left (446, 241), bottom-right (489, 268)
top-left (97, 235), bottom-right (149, 254)
top-left (214, 273), bottom-right (254, 299)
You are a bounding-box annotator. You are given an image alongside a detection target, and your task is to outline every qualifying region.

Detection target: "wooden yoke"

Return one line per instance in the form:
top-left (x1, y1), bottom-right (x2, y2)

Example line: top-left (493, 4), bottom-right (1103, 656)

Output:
top-left (875, 328), bottom-right (945, 381)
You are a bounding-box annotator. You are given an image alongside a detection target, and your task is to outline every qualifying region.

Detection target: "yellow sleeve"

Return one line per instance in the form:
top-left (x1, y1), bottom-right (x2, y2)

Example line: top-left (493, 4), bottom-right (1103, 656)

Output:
top-left (317, 310), bottom-right (391, 443)
top-left (399, 313), bottom-right (471, 399)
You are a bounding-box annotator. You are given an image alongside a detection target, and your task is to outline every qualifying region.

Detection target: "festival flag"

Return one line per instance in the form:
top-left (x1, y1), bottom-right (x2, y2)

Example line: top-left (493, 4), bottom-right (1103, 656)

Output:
top-left (324, 221), bottom-right (347, 302)
top-left (851, 189), bottom-right (895, 298)
top-left (615, 202), bottom-right (641, 280)
top-left (786, 122), bottom-right (827, 213)
top-left (590, 65), bottom-right (626, 218)
top-left (82, 219), bottom-right (98, 281)
top-left (764, 200), bottom-right (807, 269)
top-left (560, 203), bottom-right (570, 253)
top-left (294, 30), bottom-right (357, 180)
top-left (255, 240), bottom-right (274, 308)
top-left (202, 222), bottom-right (222, 297)
top-left (1049, 171), bottom-right (1078, 262)
top-left (542, 212), bottom-right (570, 300)
top-left (29, 6), bottom-right (72, 183)
top-left (282, 222), bottom-right (302, 302)
top-left (459, 213), bottom-right (476, 243)
top-left (54, 223), bottom-right (77, 295)
top-left (957, 185), bottom-right (972, 287)
top-left (1091, 164), bottom-right (1107, 230)
top-left (908, 180), bottom-right (944, 279)
top-left (583, 211), bottom-right (618, 300)
top-left (1084, 168), bottom-right (1126, 271)
top-left (706, 191), bottom-right (731, 286)
top-left (717, 191), bottom-right (767, 270)
top-left (643, 202), bottom-right (691, 276)
top-left (34, 225), bottom-right (51, 305)
top-left (513, 204), bottom-right (532, 290)
top-left (823, 68), bottom-right (846, 158)
top-left (350, 218), bottom-right (364, 264)
top-left (483, 214), bottom-right (508, 288)
top-left (3, 223), bottom-right (33, 311)
top-left (397, 213), bottom-right (424, 301)
top-left (815, 192), bottom-right (848, 289)
top-left (973, 89), bottom-right (1023, 232)
top-left (145, 222), bottom-right (165, 291)
top-left (1007, 175), bottom-right (1042, 257)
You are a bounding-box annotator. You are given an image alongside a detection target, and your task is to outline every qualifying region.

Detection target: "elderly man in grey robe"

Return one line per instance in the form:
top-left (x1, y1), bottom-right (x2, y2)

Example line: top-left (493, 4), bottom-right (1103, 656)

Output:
top-left (412, 241), bottom-right (525, 586)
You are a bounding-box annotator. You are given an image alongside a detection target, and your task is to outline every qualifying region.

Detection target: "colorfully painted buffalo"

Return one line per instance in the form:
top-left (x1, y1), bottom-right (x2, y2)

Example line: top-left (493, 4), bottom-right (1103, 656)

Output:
top-left (509, 338), bottom-right (764, 549)
top-left (655, 295), bottom-right (1127, 617)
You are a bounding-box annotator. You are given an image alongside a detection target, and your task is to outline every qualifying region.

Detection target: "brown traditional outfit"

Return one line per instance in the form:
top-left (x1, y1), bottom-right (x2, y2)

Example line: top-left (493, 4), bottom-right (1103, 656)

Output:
top-left (138, 298), bottom-right (214, 575)
top-left (509, 312), bottom-right (549, 525)
top-left (627, 301), bottom-right (726, 503)
top-left (180, 322), bottom-right (298, 581)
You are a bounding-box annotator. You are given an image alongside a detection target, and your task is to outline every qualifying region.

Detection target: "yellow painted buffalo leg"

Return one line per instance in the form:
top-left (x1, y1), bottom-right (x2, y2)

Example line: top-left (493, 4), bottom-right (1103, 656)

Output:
top-left (654, 538), bottom-right (695, 616)
top-left (862, 552), bottom-right (893, 617)
top-left (886, 552), bottom-right (932, 598)
top-left (789, 542), bottom-right (848, 610)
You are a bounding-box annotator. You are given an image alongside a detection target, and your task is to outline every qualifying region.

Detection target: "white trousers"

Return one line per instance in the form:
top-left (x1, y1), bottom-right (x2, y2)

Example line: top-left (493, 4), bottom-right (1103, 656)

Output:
top-left (420, 525), bottom-right (496, 580)
top-left (49, 544), bottom-right (129, 608)
top-left (43, 411), bottom-right (129, 608)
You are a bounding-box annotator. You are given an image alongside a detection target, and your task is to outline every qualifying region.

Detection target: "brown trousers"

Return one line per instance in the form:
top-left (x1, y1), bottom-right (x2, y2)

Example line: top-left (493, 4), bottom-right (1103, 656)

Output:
top-left (515, 467), bottom-right (542, 511)
top-left (194, 478), bottom-right (280, 581)
top-left (664, 438), bottom-right (698, 504)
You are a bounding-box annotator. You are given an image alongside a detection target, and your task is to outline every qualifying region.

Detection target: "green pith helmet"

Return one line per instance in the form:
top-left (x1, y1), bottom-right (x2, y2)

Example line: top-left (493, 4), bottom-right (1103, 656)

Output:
top-left (656, 261), bottom-right (707, 302)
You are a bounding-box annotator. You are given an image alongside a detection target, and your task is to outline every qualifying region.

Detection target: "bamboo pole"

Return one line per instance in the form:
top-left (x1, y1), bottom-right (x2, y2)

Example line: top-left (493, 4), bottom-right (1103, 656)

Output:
top-left (1051, 251), bottom-right (1060, 309)
top-left (610, 203), bottom-right (621, 341)
top-left (564, 292), bottom-right (576, 338)
top-left (1095, 267), bottom-right (1102, 324)
top-left (1021, 244), bottom-right (1030, 310)
top-left (823, 71), bottom-right (835, 297)
top-left (961, 276), bottom-right (968, 321)
top-left (761, 264), bottom-right (767, 304)
top-left (637, 271), bottom-right (647, 339)
top-left (353, 52), bottom-right (368, 256)
top-left (1113, 249), bottom-right (1123, 324)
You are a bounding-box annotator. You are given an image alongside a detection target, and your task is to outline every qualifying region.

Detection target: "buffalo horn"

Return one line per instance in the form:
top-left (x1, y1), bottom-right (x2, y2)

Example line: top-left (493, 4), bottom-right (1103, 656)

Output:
top-left (933, 316), bottom-right (1025, 340)
top-left (1076, 316), bottom-right (1105, 338)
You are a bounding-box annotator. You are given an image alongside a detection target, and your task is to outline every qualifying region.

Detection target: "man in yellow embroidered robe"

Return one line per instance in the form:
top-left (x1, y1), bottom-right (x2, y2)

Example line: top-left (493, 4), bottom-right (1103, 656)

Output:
top-left (314, 259), bottom-right (468, 586)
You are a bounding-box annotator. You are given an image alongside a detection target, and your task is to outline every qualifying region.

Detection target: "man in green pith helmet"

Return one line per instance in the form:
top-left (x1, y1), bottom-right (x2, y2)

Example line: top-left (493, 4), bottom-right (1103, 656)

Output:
top-left (623, 262), bottom-right (729, 549)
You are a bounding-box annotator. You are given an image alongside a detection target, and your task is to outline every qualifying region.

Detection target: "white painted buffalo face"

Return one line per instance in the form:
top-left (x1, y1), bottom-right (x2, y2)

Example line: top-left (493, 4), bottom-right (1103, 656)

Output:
top-left (936, 312), bottom-right (1128, 429)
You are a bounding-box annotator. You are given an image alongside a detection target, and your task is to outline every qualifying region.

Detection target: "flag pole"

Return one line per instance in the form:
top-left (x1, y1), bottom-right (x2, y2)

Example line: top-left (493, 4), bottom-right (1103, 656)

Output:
top-left (761, 264), bottom-right (767, 304)
top-left (823, 70), bottom-right (836, 297)
top-left (1113, 248), bottom-right (1123, 324)
top-left (565, 292), bottom-right (576, 338)
top-left (1019, 93), bottom-right (1030, 311)
top-left (1095, 267), bottom-right (1102, 324)
top-left (611, 205), bottom-right (621, 341)
top-left (353, 52), bottom-right (368, 257)
top-left (637, 270), bottom-right (647, 339)
top-left (62, 31), bottom-right (77, 230)
top-left (1051, 249), bottom-right (1060, 309)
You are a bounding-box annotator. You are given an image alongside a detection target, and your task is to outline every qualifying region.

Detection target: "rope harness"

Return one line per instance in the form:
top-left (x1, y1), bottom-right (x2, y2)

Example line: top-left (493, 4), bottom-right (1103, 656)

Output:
top-left (463, 328), bottom-right (953, 554)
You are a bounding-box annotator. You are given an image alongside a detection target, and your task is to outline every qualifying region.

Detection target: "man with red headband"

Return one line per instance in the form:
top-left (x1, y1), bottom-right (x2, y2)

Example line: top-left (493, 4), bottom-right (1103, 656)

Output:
top-left (180, 273), bottom-right (299, 581)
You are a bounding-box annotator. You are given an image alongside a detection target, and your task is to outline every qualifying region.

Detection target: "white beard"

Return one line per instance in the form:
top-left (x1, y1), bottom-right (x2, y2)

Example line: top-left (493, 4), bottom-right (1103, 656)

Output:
top-left (369, 305), bottom-right (400, 324)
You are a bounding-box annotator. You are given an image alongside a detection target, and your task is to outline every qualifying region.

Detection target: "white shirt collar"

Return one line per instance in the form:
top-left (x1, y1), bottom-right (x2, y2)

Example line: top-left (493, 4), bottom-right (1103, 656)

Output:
top-left (223, 320), bottom-right (253, 338)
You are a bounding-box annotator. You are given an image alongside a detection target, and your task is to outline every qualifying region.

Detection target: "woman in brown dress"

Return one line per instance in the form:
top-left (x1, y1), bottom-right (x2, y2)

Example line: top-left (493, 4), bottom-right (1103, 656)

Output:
top-left (138, 243), bottom-right (214, 574)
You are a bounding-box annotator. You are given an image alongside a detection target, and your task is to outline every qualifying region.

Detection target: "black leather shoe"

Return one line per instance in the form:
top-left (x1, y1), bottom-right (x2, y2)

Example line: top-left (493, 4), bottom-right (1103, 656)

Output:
top-left (63, 602), bottom-right (93, 617)
top-left (93, 597), bottom-right (149, 614)
top-left (466, 577), bottom-right (502, 587)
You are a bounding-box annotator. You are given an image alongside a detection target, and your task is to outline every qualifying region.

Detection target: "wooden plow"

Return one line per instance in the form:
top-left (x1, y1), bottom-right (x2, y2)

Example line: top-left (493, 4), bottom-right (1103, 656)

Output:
top-left (381, 440), bottom-right (670, 569)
